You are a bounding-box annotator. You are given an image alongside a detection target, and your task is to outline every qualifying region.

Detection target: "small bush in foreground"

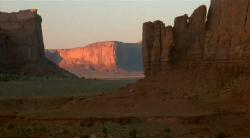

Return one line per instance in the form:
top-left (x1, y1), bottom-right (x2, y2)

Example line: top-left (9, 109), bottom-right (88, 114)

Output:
top-left (216, 132), bottom-right (227, 138)
top-left (129, 129), bottom-right (137, 138)
top-left (164, 128), bottom-right (171, 138)
top-left (6, 124), bottom-right (14, 130)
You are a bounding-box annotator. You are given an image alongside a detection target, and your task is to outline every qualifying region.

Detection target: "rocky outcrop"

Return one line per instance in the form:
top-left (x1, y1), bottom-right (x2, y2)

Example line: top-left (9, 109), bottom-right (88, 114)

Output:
top-left (0, 9), bottom-right (76, 77)
top-left (142, 21), bottom-right (174, 75)
top-left (0, 9), bottom-right (44, 69)
top-left (45, 41), bottom-right (143, 79)
top-left (143, 0), bottom-right (250, 76)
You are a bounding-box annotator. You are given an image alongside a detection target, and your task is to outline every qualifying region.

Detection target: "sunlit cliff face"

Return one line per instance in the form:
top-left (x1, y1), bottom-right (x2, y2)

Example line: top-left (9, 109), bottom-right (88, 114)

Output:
top-left (45, 41), bottom-right (143, 78)
top-left (58, 42), bottom-right (119, 72)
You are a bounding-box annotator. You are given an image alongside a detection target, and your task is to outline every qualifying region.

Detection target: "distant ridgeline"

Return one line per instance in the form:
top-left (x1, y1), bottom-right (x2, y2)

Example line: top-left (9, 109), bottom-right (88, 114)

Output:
top-left (45, 41), bottom-right (144, 79)
top-left (0, 9), bottom-right (76, 78)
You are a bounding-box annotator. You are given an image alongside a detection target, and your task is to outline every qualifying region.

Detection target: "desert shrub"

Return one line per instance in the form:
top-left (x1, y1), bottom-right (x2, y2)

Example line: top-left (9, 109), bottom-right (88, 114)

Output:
top-left (6, 124), bottom-right (14, 130)
top-left (38, 126), bottom-right (47, 132)
top-left (164, 128), bottom-right (171, 138)
top-left (80, 121), bottom-right (94, 128)
top-left (129, 129), bottom-right (137, 138)
top-left (164, 128), bottom-right (170, 133)
top-left (0, 131), bottom-right (6, 137)
top-left (80, 122), bottom-right (85, 127)
top-left (216, 132), bottom-right (227, 138)
top-left (86, 122), bottom-right (94, 127)
top-left (102, 127), bottom-right (108, 134)
top-left (20, 127), bottom-right (33, 138)
top-left (102, 127), bottom-right (108, 137)
top-left (62, 129), bottom-right (69, 134)
top-left (83, 135), bottom-right (90, 138)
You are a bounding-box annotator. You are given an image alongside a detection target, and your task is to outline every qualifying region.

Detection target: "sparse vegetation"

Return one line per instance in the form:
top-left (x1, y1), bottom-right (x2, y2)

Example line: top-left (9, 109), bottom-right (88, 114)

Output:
top-left (102, 127), bottom-right (108, 138)
top-left (164, 128), bottom-right (171, 138)
top-left (129, 129), bottom-right (137, 138)
top-left (0, 79), bottom-right (135, 98)
top-left (80, 122), bottom-right (85, 128)
top-left (0, 74), bottom-right (30, 82)
top-left (84, 135), bottom-right (90, 138)
top-left (164, 128), bottom-right (170, 133)
top-left (39, 126), bottom-right (47, 132)
top-left (102, 127), bottom-right (108, 134)
top-left (216, 132), bottom-right (227, 138)
top-left (6, 124), bottom-right (14, 130)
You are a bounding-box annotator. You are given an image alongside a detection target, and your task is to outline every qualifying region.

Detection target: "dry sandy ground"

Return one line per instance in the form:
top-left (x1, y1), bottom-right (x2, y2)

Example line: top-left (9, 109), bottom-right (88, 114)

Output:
top-left (1, 72), bottom-right (250, 137)
top-left (0, 93), bottom-right (250, 137)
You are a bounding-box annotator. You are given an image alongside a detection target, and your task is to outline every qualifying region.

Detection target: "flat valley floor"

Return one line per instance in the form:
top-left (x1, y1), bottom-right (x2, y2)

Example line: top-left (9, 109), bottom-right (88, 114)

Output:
top-left (0, 78), bottom-right (250, 138)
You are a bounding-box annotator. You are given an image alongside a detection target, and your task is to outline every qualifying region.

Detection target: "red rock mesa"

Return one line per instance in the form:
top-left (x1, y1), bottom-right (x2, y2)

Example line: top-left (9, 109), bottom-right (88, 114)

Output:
top-left (46, 41), bottom-right (143, 79)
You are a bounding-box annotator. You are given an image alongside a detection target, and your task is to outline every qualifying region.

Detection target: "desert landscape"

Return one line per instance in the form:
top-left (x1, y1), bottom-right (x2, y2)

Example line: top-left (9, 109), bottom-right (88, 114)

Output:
top-left (1, 0), bottom-right (250, 137)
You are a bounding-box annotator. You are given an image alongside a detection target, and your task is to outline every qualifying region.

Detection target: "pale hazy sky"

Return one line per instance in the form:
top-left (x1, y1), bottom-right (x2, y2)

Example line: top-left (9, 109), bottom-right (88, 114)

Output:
top-left (0, 0), bottom-right (210, 49)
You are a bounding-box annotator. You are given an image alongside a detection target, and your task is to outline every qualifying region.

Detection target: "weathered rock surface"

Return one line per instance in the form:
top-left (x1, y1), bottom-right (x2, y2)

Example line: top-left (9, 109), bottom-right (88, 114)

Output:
top-left (0, 9), bottom-right (44, 68)
top-left (142, 21), bottom-right (174, 74)
top-left (45, 41), bottom-right (143, 79)
top-left (0, 9), bottom-right (75, 77)
top-left (143, 0), bottom-right (250, 76)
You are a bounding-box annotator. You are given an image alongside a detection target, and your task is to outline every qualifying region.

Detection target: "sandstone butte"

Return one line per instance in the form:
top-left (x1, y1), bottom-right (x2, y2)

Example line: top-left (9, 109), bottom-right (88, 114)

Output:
top-left (45, 41), bottom-right (143, 79)
top-left (0, 9), bottom-right (75, 77)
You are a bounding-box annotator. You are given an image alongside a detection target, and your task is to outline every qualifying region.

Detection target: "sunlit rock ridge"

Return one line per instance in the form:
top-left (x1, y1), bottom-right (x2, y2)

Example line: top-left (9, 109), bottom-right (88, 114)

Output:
top-left (46, 41), bottom-right (143, 79)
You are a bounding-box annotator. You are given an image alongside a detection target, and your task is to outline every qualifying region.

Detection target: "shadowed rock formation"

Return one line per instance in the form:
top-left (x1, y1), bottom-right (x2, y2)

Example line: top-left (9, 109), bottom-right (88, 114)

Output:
top-left (0, 9), bottom-right (76, 77)
top-left (143, 0), bottom-right (250, 76)
top-left (45, 41), bottom-right (143, 79)
top-left (140, 0), bottom-right (250, 100)
top-left (0, 9), bottom-right (44, 68)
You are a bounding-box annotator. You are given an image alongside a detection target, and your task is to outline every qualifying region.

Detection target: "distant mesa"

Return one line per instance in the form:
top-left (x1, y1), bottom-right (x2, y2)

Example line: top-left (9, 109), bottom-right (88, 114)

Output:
top-left (0, 9), bottom-right (76, 77)
top-left (45, 41), bottom-right (144, 79)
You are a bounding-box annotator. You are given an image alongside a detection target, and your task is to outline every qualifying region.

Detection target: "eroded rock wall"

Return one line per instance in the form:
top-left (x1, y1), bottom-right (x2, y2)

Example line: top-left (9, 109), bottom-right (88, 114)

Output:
top-left (0, 9), bottom-right (75, 77)
top-left (143, 0), bottom-right (250, 76)
top-left (142, 21), bottom-right (174, 75)
top-left (0, 9), bottom-right (45, 69)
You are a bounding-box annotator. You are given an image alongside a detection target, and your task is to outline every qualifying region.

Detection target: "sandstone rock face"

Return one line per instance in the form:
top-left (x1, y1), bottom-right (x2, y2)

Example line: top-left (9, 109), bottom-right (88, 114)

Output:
top-left (143, 0), bottom-right (250, 76)
top-left (142, 21), bottom-right (174, 75)
top-left (45, 41), bottom-right (143, 79)
top-left (0, 9), bottom-right (44, 70)
top-left (0, 10), bottom-right (75, 77)
top-left (56, 42), bottom-right (118, 72)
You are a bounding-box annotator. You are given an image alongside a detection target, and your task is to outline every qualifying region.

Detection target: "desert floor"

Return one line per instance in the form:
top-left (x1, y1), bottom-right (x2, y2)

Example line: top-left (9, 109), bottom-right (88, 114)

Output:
top-left (0, 78), bottom-right (250, 138)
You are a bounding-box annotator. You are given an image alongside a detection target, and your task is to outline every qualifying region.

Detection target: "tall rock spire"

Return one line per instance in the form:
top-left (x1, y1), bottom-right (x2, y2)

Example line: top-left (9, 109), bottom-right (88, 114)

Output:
top-left (142, 0), bottom-right (250, 76)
